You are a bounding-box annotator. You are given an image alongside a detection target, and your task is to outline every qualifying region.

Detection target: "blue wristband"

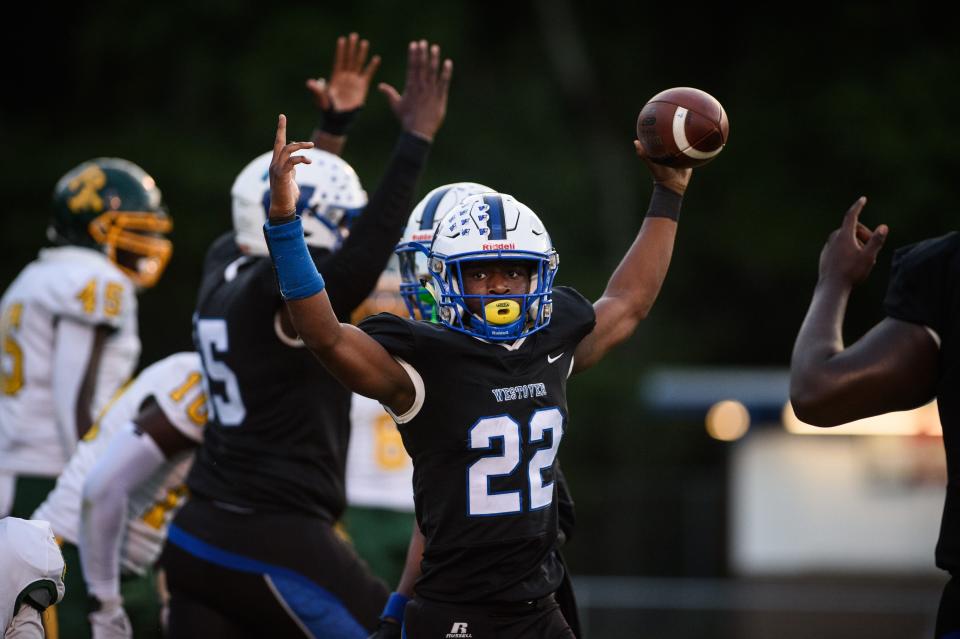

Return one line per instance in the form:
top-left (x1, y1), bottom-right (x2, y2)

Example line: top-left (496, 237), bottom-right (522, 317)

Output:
top-left (263, 216), bottom-right (326, 300)
top-left (381, 592), bottom-right (409, 622)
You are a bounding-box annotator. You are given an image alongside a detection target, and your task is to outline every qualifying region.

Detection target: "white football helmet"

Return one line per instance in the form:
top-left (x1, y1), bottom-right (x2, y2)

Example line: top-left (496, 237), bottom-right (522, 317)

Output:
top-left (396, 182), bottom-right (494, 321)
top-left (428, 192), bottom-right (558, 341)
top-left (231, 148), bottom-right (367, 256)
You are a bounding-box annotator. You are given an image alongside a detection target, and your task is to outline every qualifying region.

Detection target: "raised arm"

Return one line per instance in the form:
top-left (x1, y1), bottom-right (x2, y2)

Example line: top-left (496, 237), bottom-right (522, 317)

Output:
top-left (307, 32), bottom-right (381, 156)
top-left (572, 142), bottom-right (692, 373)
top-left (323, 40), bottom-right (452, 318)
top-left (790, 197), bottom-right (938, 425)
top-left (265, 115), bottom-right (415, 415)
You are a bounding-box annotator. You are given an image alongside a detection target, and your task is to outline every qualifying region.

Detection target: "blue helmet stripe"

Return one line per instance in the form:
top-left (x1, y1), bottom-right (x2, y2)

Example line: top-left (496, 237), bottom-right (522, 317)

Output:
top-left (421, 186), bottom-right (453, 230)
top-left (483, 195), bottom-right (506, 240)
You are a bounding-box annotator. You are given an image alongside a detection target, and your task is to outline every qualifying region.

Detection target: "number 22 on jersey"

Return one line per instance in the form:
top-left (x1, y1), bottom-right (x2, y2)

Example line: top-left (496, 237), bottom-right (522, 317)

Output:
top-left (468, 407), bottom-right (563, 516)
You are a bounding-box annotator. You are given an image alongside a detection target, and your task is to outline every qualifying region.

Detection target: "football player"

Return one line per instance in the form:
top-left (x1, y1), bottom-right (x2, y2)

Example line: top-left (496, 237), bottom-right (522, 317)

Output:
top-left (374, 183), bottom-right (584, 638)
top-left (31, 353), bottom-right (206, 639)
top-left (790, 198), bottom-right (958, 638)
top-left (160, 40), bottom-right (452, 639)
top-left (264, 115), bottom-right (691, 637)
top-left (0, 158), bottom-right (172, 521)
top-left (0, 517), bottom-right (65, 639)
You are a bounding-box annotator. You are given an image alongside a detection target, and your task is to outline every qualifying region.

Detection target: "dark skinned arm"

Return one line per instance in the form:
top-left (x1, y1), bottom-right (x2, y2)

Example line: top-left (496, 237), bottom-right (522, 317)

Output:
top-left (572, 142), bottom-right (691, 374)
top-left (75, 325), bottom-right (111, 439)
top-left (269, 115), bottom-right (416, 416)
top-left (135, 399), bottom-right (198, 458)
top-left (790, 197), bottom-right (939, 426)
top-left (393, 521), bottom-right (425, 601)
top-left (367, 522), bottom-right (424, 637)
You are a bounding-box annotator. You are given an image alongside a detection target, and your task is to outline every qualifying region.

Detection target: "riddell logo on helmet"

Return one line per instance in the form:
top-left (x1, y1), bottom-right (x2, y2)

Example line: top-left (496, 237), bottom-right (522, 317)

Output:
top-left (412, 232), bottom-right (433, 241)
top-left (482, 242), bottom-right (515, 250)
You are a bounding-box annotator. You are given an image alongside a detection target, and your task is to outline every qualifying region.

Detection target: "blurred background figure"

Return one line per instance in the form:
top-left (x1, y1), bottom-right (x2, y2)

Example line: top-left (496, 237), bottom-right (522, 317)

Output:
top-left (31, 352), bottom-right (206, 639)
top-left (790, 198), bottom-right (958, 638)
top-left (0, 158), bottom-right (171, 521)
top-left (160, 37), bottom-right (451, 638)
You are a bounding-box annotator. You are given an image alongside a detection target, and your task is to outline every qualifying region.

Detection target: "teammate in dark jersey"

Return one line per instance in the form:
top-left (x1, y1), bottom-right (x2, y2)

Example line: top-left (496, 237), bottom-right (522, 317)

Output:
top-left (380, 182), bottom-right (583, 638)
top-left (264, 115), bottom-right (692, 638)
top-left (790, 197), bottom-right (958, 638)
top-left (160, 40), bottom-right (453, 639)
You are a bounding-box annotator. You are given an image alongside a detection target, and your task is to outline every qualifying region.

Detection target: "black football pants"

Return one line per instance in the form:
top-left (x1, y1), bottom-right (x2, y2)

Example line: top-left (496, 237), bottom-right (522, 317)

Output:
top-left (160, 497), bottom-right (389, 639)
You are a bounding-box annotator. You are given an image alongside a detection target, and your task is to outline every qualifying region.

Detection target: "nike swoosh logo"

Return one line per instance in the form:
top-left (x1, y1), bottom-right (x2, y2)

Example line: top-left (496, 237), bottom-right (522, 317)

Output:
top-left (547, 352), bottom-right (564, 364)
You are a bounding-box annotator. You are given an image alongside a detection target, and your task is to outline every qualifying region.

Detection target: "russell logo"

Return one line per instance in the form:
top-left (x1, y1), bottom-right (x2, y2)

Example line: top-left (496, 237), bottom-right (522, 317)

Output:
top-left (445, 622), bottom-right (472, 638)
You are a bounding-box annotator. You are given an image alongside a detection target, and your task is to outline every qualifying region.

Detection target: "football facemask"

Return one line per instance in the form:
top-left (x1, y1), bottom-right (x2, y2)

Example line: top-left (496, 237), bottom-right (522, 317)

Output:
top-left (395, 182), bottom-right (495, 322)
top-left (428, 193), bottom-right (558, 341)
top-left (231, 148), bottom-right (367, 256)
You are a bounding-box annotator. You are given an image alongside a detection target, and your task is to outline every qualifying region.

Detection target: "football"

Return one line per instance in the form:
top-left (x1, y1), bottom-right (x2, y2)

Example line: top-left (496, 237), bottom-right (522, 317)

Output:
top-left (636, 87), bottom-right (729, 168)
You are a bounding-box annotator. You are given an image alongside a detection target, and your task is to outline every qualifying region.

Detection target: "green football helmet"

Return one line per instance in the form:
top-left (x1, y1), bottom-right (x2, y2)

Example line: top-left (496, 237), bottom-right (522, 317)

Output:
top-left (50, 158), bottom-right (173, 288)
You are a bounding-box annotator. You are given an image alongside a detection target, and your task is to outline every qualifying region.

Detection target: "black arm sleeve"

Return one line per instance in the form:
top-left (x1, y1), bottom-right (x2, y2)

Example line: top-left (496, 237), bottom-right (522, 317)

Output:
top-left (322, 132), bottom-right (431, 320)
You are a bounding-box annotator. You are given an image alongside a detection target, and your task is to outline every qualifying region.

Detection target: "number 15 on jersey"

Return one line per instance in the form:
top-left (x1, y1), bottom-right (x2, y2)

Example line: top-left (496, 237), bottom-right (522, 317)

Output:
top-left (195, 318), bottom-right (246, 426)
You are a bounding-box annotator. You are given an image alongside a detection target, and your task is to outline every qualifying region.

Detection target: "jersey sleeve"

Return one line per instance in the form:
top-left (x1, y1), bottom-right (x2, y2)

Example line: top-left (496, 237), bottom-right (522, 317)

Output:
top-left (358, 313), bottom-right (418, 361)
top-left (883, 232), bottom-right (960, 340)
top-left (552, 286), bottom-right (597, 347)
top-left (145, 353), bottom-right (208, 444)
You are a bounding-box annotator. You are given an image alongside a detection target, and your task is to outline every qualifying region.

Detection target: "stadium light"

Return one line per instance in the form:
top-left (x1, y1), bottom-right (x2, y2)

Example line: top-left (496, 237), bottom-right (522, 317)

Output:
top-left (706, 400), bottom-right (751, 441)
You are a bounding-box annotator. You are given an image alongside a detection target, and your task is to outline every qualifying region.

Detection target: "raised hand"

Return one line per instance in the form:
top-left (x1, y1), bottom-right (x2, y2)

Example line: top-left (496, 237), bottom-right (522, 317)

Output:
top-left (818, 196), bottom-right (888, 287)
top-left (306, 33), bottom-right (381, 113)
top-left (378, 40), bottom-right (453, 141)
top-left (633, 140), bottom-right (692, 196)
top-left (268, 114), bottom-right (314, 220)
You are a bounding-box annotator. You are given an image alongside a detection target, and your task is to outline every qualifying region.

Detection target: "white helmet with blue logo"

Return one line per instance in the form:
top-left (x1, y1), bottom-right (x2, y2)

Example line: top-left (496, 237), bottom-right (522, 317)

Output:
top-left (396, 182), bottom-right (495, 321)
top-left (231, 148), bottom-right (367, 256)
top-left (428, 192), bottom-right (558, 341)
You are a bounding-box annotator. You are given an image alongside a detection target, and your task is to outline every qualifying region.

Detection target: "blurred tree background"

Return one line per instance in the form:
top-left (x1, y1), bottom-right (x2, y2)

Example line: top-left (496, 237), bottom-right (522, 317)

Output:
top-left (1, 1), bottom-right (957, 577)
